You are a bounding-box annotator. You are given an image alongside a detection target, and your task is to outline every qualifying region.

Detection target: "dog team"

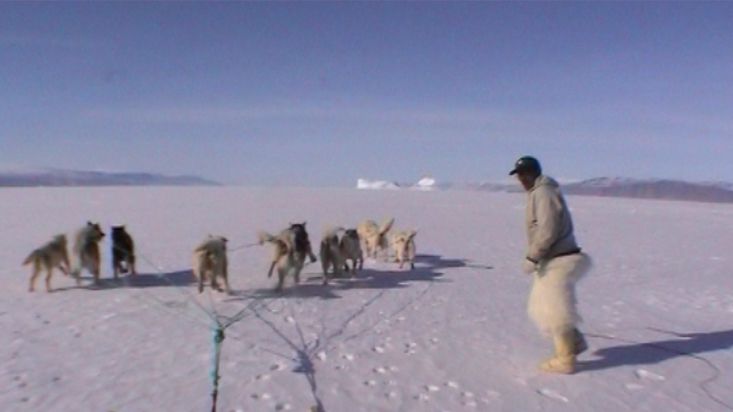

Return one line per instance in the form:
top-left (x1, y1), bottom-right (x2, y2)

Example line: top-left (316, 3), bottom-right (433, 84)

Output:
top-left (24, 218), bottom-right (417, 294)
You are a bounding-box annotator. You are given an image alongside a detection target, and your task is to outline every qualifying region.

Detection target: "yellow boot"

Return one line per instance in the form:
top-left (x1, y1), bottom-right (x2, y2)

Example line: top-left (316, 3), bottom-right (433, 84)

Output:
top-left (539, 330), bottom-right (576, 374)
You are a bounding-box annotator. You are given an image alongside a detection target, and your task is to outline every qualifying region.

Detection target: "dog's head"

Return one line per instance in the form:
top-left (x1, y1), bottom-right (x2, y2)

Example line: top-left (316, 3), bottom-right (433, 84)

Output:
top-left (344, 229), bottom-right (359, 240)
top-left (111, 225), bottom-right (128, 238)
top-left (289, 221), bottom-right (307, 230)
top-left (196, 235), bottom-right (228, 255)
top-left (289, 222), bottom-right (310, 240)
top-left (205, 234), bottom-right (228, 244)
top-left (208, 235), bottom-right (228, 249)
top-left (53, 234), bottom-right (67, 247)
top-left (87, 221), bottom-right (106, 241)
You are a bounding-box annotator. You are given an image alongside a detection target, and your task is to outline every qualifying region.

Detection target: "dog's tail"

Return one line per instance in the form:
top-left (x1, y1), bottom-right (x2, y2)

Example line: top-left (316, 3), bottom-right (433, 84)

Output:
top-left (322, 226), bottom-right (344, 240)
top-left (22, 250), bottom-right (38, 266)
top-left (194, 242), bottom-right (211, 254)
top-left (258, 231), bottom-right (280, 245)
top-left (379, 218), bottom-right (395, 236)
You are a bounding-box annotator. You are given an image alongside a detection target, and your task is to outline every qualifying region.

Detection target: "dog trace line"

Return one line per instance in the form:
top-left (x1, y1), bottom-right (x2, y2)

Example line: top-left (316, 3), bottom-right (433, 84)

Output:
top-left (125, 240), bottom-right (317, 412)
top-left (109, 235), bottom-right (324, 412)
top-left (111, 244), bottom-right (211, 327)
top-left (130, 246), bottom-right (220, 325)
top-left (111, 242), bottom-right (261, 412)
top-left (228, 241), bottom-right (262, 253)
top-left (59, 225), bottom-right (411, 412)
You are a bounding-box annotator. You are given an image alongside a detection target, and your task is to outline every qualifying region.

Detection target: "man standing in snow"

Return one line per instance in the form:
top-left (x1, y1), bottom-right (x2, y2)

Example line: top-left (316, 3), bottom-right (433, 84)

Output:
top-left (510, 156), bottom-right (592, 374)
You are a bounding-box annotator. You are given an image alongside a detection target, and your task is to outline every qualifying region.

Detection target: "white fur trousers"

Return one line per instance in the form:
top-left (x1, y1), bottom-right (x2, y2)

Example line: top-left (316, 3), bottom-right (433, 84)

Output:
top-left (528, 253), bottom-right (592, 336)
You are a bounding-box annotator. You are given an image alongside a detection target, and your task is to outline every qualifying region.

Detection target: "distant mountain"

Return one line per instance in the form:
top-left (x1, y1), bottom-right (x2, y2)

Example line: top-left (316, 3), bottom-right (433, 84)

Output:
top-left (471, 181), bottom-right (522, 193)
top-left (0, 168), bottom-right (219, 187)
top-left (471, 177), bottom-right (733, 204)
top-left (562, 177), bottom-right (733, 203)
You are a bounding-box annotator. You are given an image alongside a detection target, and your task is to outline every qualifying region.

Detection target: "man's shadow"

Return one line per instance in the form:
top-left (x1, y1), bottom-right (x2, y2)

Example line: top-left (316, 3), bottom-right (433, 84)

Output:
top-left (579, 329), bottom-right (733, 372)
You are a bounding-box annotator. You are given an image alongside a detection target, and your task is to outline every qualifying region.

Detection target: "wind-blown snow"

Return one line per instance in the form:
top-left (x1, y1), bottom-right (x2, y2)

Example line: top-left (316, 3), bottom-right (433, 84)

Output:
top-left (2, 187), bottom-right (732, 411)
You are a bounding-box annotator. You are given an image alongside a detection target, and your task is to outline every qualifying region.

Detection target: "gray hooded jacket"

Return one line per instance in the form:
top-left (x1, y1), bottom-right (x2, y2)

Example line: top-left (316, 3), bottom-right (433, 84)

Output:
top-left (525, 175), bottom-right (580, 262)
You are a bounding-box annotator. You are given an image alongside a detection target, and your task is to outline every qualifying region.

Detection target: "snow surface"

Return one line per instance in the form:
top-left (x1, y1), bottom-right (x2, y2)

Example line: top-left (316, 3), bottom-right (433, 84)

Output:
top-left (2, 187), bottom-right (733, 412)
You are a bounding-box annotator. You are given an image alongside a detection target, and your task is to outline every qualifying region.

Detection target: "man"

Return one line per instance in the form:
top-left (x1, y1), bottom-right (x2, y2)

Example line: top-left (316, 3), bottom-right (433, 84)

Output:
top-left (510, 156), bottom-right (592, 374)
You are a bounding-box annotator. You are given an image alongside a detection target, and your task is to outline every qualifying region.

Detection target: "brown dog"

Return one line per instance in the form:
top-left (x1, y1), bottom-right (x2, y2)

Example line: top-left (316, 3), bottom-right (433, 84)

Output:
top-left (24, 234), bottom-right (70, 292)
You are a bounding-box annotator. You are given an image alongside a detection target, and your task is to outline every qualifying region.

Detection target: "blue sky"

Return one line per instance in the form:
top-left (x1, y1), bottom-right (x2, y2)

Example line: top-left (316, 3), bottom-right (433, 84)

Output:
top-left (1, 2), bottom-right (732, 185)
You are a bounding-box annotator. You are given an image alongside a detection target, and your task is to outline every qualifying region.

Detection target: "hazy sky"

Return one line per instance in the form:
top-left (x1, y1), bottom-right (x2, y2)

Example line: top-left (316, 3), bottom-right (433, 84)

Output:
top-left (1, 2), bottom-right (732, 185)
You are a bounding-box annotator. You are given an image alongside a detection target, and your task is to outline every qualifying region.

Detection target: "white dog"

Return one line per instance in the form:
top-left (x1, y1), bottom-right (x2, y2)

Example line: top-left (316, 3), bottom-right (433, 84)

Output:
top-left (71, 222), bottom-right (106, 284)
top-left (319, 228), bottom-right (346, 285)
top-left (391, 230), bottom-right (417, 270)
top-left (357, 218), bottom-right (394, 259)
top-left (192, 236), bottom-right (229, 294)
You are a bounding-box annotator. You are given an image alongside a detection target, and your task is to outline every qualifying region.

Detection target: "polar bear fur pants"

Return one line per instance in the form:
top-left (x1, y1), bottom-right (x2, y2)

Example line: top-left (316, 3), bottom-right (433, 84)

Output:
top-left (528, 253), bottom-right (592, 337)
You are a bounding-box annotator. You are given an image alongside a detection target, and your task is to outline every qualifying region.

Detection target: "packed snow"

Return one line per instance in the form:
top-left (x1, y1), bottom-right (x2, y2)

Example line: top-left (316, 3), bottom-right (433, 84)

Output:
top-left (2, 187), bottom-right (732, 411)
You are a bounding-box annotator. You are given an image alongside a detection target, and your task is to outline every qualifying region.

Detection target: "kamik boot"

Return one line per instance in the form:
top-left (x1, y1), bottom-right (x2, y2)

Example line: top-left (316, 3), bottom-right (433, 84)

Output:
top-left (540, 329), bottom-right (577, 374)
